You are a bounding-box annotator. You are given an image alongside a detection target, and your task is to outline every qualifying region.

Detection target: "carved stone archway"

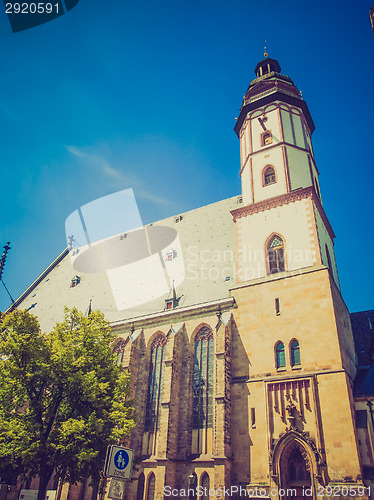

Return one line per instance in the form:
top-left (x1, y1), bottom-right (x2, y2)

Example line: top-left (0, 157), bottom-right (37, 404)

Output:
top-left (269, 430), bottom-right (326, 500)
top-left (280, 441), bottom-right (311, 500)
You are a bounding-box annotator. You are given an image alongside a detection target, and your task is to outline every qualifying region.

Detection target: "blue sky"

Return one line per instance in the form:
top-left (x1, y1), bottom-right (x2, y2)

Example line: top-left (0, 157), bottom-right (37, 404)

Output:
top-left (0, 0), bottom-right (373, 314)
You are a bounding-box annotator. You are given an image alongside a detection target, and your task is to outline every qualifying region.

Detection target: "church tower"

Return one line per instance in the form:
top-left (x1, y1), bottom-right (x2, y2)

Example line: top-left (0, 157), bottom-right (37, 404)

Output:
top-left (232, 55), bottom-right (338, 287)
top-left (229, 56), bottom-right (367, 498)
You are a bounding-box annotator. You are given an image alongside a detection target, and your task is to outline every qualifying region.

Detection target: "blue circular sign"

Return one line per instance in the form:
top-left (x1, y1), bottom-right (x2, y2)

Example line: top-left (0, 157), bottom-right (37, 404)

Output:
top-left (114, 450), bottom-right (129, 470)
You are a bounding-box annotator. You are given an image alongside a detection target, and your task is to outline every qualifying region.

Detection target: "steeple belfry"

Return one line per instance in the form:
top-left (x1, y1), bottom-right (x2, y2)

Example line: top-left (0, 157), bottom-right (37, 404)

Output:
top-left (234, 56), bottom-right (319, 206)
top-left (232, 57), bottom-right (339, 287)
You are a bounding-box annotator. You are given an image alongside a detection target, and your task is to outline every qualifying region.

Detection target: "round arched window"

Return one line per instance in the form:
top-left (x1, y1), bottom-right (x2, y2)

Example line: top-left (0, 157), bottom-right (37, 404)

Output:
top-left (290, 340), bottom-right (301, 366)
top-left (264, 166), bottom-right (276, 185)
top-left (276, 342), bottom-right (286, 368)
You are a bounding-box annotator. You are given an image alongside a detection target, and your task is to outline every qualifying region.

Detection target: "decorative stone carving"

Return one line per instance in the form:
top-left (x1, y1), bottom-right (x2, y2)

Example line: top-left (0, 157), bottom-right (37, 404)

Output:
top-left (285, 394), bottom-right (297, 430)
top-left (269, 428), bottom-right (326, 483)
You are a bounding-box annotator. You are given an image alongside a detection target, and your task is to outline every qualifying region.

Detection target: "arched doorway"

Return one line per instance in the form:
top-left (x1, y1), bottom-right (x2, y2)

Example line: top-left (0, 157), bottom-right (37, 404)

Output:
top-left (280, 442), bottom-right (311, 500)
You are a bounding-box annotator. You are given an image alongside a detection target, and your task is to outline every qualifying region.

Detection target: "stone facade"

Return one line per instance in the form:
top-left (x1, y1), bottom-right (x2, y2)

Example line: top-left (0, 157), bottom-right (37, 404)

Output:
top-left (7, 56), bottom-right (372, 500)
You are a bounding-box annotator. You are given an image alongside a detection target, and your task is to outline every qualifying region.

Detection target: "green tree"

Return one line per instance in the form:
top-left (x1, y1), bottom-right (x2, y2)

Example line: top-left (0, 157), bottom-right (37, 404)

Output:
top-left (0, 308), bottom-right (135, 500)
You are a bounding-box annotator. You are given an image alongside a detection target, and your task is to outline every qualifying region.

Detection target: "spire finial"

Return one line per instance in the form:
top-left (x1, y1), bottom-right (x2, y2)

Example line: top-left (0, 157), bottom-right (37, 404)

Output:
top-left (264, 40), bottom-right (268, 58)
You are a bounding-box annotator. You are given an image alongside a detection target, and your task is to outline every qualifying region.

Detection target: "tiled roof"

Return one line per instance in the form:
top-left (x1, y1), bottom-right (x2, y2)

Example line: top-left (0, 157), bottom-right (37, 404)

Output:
top-left (10, 195), bottom-right (241, 332)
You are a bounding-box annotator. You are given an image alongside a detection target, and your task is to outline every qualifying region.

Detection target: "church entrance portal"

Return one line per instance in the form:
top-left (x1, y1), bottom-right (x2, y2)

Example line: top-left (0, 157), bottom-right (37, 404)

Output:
top-left (280, 442), bottom-right (312, 500)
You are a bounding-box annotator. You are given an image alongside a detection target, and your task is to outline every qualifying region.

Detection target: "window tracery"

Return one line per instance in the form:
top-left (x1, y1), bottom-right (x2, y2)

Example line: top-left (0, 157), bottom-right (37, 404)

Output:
top-left (192, 327), bottom-right (214, 454)
top-left (145, 335), bottom-right (167, 435)
top-left (146, 473), bottom-right (155, 500)
top-left (267, 235), bottom-right (285, 274)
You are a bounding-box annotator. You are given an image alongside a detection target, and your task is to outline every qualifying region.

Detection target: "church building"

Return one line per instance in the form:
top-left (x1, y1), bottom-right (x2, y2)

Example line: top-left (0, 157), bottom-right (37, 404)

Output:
top-left (8, 55), bottom-right (373, 500)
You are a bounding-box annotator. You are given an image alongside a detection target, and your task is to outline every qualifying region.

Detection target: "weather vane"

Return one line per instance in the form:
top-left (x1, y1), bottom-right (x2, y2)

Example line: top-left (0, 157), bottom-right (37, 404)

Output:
top-left (264, 40), bottom-right (268, 58)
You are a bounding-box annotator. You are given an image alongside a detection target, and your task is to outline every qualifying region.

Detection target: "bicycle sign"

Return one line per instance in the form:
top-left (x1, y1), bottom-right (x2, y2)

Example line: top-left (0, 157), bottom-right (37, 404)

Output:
top-left (108, 479), bottom-right (126, 500)
top-left (104, 445), bottom-right (134, 479)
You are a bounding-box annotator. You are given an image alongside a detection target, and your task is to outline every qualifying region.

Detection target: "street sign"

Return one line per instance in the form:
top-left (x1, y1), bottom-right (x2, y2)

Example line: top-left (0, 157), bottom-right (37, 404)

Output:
top-left (108, 479), bottom-right (126, 500)
top-left (104, 445), bottom-right (134, 479)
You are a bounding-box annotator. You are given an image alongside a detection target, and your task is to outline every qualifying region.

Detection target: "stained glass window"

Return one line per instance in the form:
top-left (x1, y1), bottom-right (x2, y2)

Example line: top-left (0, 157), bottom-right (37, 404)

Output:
top-left (145, 335), bottom-right (166, 432)
top-left (193, 328), bottom-right (214, 431)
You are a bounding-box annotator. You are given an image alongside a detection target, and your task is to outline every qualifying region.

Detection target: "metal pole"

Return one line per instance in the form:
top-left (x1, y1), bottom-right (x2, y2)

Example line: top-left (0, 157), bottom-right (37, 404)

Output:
top-left (1, 279), bottom-right (14, 304)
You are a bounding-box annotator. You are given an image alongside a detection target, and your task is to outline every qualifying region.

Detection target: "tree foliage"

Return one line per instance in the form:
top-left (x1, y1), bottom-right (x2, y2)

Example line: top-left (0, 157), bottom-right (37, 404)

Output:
top-left (0, 308), bottom-right (135, 500)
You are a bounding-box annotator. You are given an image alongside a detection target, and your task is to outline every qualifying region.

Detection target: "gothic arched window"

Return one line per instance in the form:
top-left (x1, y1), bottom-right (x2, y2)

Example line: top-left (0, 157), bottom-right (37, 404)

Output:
top-left (267, 235), bottom-right (285, 274)
top-left (193, 327), bottom-right (214, 453)
top-left (290, 340), bottom-right (301, 367)
top-left (201, 473), bottom-right (210, 500)
top-left (145, 335), bottom-right (166, 434)
top-left (264, 166), bottom-right (276, 186)
top-left (146, 473), bottom-right (155, 500)
top-left (136, 473), bottom-right (145, 500)
top-left (276, 342), bottom-right (286, 369)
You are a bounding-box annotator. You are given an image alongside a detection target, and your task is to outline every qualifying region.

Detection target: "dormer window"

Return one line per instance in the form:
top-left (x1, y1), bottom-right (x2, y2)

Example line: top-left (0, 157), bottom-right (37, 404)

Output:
top-left (165, 249), bottom-right (177, 262)
top-left (262, 131), bottom-right (272, 146)
top-left (165, 284), bottom-right (179, 310)
top-left (165, 299), bottom-right (174, 310)
top-left (70, 275), bottom-right (81, 288)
